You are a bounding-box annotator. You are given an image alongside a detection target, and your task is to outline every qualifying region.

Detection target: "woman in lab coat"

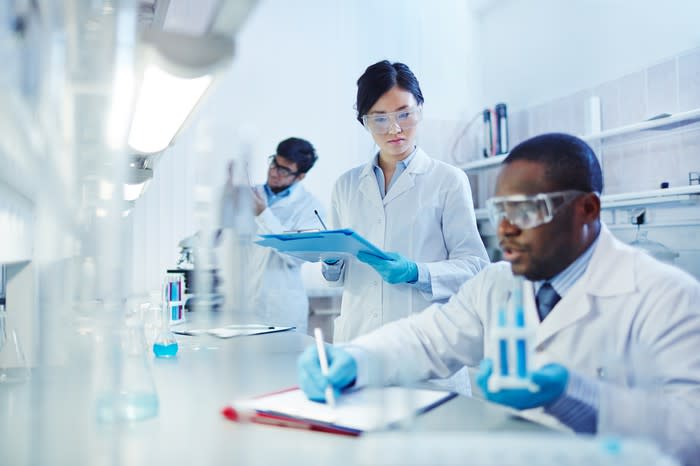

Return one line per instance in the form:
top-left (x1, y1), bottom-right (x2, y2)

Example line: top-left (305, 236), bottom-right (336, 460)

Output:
top-left (323, 60), bottom-right (489, 344)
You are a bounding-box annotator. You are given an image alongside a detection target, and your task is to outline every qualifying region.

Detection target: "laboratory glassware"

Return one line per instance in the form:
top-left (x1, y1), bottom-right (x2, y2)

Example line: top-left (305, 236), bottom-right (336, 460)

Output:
top-left (153, 294), bottom-right (179, 358)
top-left (94, 312), bottom-right (159, 423)
top-left (0, 298), bottom-right (30, 383)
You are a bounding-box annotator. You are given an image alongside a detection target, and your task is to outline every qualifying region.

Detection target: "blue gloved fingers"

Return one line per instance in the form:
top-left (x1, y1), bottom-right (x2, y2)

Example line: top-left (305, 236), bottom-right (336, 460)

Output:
top-left (298, 365), bottom-right (328, 402)
top-left (476, 359), bottom-right (569, 410)
top-left (357, 251), bottom-right (418, 284)
top-left (326, 346), bottom-right (358, 390)
top-left (356, 251), bottom-right (391, 266)
top-left (297, 346), bottom-right (329, 401)
top-left (531, 364), bottom-right (568, 398)
top-left (476, 358), bottom-right (494, 396)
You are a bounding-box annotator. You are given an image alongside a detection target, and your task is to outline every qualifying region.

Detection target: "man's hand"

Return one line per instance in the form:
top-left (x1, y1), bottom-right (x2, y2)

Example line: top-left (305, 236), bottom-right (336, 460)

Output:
top-left (297, 344), bottom-right (357, 402)
top-left (476, 358), bottom-right (568, 410)
top-left (251, 187), bottom-right (266, 216)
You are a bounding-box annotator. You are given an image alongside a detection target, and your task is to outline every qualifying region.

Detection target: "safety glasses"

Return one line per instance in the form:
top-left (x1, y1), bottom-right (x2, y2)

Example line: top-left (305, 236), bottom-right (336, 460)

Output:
top-left (486, 190), bottom-right (586, 230)
top-left (268, 155), bottom-right (299, 177)
top-left (361, 106), bottom-right (422, 134)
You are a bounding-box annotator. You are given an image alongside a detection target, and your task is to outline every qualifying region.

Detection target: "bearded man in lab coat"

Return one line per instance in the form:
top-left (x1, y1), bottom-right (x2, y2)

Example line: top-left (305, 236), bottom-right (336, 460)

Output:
top-left (298, 133), bottom-right (700, 466)
top-left (221, 137), bottom-right (325, 334)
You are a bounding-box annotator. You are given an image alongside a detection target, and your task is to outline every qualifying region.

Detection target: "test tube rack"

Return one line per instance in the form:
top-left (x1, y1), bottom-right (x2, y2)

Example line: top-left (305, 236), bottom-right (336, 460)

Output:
top-left (163, 273), bottom-right (185, 325)
top-left (488, 280), bottom-right (539, 392)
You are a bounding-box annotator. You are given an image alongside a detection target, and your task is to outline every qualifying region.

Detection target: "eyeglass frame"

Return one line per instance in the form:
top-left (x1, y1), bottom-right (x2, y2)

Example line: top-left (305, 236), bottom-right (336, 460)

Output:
top-left (360, 106), bottom-right (423, 135)
top-left (268, 155), bottom-right (300, 178)
top-left (485, 189), bottom-right (589, 230)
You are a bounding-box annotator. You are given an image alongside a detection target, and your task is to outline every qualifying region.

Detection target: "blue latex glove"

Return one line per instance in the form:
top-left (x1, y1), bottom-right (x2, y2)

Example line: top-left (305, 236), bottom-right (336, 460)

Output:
top-left (357, 251), bottom-right (418, 284)
top-left (476, 358), bottom-right (568, 410)
top-left (297, 344), bottom-right (357, 403)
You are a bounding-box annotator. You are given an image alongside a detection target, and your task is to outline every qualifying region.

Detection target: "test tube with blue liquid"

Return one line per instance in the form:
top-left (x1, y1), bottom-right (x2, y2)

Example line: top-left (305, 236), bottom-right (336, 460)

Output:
top-left (489, 280), bottom-right (538, 392)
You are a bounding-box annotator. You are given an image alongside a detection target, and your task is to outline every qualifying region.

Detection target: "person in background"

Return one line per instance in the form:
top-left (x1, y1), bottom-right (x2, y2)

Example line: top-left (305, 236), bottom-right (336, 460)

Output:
top-left (323, 60), bottom-right (488, 348)
top-left (221, 137), bottom-right (325, 334)
top-left (301, 133), bottom-right (700, 466)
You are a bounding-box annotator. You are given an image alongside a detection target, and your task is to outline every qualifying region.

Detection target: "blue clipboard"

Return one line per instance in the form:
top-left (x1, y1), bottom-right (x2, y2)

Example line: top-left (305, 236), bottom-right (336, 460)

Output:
top-left (255, 228), bottom-right (391, 262)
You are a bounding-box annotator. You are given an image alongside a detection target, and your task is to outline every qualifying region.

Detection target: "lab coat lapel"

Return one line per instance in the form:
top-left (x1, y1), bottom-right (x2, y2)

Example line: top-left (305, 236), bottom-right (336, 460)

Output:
top-left (382, 148), bottom-right (430, 206)
top-left (357, 161), bottom-right (384, 211)
top-left (535, 225), bottom-right (635, 348)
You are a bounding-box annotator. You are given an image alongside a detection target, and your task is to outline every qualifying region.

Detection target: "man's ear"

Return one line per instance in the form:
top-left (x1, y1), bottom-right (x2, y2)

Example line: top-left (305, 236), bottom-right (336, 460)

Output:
top-left (296, 172), bottom-right (306, 182)
top-left (581, 192), bottom-right (600, 221)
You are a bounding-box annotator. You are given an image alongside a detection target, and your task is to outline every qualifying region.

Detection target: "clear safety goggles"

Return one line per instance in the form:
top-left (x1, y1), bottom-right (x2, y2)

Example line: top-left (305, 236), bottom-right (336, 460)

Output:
top-left (268, 155), bottom-right (299, 177)
top-left (486, 190), bottom-right (586, 230)
top-left (361, 106), bottom-right (422, 134)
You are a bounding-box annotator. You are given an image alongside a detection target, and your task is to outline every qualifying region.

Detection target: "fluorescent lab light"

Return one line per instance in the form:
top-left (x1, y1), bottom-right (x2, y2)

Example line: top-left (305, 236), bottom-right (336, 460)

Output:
top-left (128, 65), bottom-right (212, 154)
top-left (123, 166), bottom-right (154, 201)
top-left (123, 181), bottom-right (148, 201)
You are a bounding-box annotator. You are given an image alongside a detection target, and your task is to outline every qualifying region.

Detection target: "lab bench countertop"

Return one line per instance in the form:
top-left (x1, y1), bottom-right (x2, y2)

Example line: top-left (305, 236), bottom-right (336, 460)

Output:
top-left (0, 329), bottom-right (555, 466)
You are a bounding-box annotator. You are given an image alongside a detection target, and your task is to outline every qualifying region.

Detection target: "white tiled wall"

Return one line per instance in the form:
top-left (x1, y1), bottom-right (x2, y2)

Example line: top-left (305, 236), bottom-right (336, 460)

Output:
top-left (470, 46), bottom-right (700, 279)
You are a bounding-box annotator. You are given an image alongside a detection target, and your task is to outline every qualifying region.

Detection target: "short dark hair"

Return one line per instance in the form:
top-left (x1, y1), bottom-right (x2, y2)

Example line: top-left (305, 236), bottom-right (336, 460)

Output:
top-left (355, 60), bottom-right (424, 125)
top-left (276, 137), bottom-right (317, 174)
top-left (504, 133), bottom-right (603, 194)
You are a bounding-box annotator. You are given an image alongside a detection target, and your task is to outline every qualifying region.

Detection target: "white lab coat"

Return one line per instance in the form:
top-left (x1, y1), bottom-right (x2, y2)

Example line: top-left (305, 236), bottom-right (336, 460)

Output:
top-left (348, 225), bottom-right (700, 465)
top-left (221, 183), bottom-right (325, 334)
top-left (327, 147), bottom-right (489, 343)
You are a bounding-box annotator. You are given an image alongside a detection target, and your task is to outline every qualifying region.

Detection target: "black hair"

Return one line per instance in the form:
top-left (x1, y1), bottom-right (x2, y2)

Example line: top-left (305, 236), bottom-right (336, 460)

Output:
top-left (504, 133), bottom-right (603, 194)
top-left (276, 137), bottom-right (317, 174)
top-left (355, 60), bottom-right (424, 125)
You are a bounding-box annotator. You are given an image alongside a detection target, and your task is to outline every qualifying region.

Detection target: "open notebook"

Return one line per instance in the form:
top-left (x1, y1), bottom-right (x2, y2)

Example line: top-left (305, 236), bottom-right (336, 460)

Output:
top-left (223, 386), bottom-right (456, 436)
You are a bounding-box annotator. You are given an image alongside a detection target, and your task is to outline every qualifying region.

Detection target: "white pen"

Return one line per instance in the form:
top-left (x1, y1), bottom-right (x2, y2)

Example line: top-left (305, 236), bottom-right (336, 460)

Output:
top-left (313, 327), bottom-right (336, 408)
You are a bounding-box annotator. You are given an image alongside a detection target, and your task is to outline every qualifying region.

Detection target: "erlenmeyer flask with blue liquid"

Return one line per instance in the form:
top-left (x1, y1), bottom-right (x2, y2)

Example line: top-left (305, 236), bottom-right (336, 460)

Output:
top-left (153, 280), bottom-right (179, 358)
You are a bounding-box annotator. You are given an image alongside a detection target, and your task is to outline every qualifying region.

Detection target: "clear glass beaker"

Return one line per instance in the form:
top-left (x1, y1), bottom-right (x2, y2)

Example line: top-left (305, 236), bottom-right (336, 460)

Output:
top-left (94, 313), bottom-right (159, 423)
top-left (0, 300), bottom-right (30, 383)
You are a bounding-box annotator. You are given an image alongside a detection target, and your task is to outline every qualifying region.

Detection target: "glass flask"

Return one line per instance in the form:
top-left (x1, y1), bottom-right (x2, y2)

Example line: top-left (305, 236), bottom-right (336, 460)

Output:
top-left (153, 299), bottom-right (179, 358)
top-left (0, 299), bottom-right (30, 383)
top-left (629, 230), bottom-right (679, 264)
top-left (94, 313), bottom-right (159, 423)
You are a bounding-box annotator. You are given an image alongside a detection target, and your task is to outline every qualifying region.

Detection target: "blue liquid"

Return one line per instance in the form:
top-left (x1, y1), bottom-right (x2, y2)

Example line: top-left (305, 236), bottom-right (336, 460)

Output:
top-left (499, 340), bottom-right (509, 375)
top-left (153, 341), bottom-right (179, 358)
top-left (515, 305), bottom-right (527, 377)
top-left (96, 391), bottom-right (159, 423)
top-left (516, 340), bottom-right (527, 377)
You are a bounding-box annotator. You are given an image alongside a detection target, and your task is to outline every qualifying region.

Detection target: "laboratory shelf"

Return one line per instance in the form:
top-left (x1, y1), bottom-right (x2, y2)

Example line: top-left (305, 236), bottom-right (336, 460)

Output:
top-left (600, 185), bottom-right (700, 209)
top-left (474, 185), bottom-right (700, 224)
top-left (459, 107), bottom-right (700, 173)
top-left (458, 153), bottom-right (508, 172)
top-left (474, 208), bottom-right (489, 221)
top-left (581, 107), bottom-right (700, 142)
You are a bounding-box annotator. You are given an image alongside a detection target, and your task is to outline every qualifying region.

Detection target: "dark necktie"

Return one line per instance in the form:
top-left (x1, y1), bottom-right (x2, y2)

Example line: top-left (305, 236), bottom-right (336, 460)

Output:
top-left (536, 282), bottom-right (561, 321)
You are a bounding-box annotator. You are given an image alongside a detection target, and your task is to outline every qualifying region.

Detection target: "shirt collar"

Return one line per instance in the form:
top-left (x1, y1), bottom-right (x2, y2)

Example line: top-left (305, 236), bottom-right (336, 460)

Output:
top-left (263, 182), bottom-right (297, 206)
top-left (372, 146), bottom-right (418, 170)
top-left (535, 232), bottom-right (601, 298)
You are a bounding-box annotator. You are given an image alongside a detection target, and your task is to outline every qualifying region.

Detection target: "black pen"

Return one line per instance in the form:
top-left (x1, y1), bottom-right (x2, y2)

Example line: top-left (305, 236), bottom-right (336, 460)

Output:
top-left (314, 209), bottom-right (328, 230)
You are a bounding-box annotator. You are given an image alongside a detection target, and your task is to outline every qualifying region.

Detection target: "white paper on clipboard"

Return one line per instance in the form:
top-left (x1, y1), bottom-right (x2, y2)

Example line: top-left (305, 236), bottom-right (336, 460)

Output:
top-left (207, 324), bottom-right (295, 338)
